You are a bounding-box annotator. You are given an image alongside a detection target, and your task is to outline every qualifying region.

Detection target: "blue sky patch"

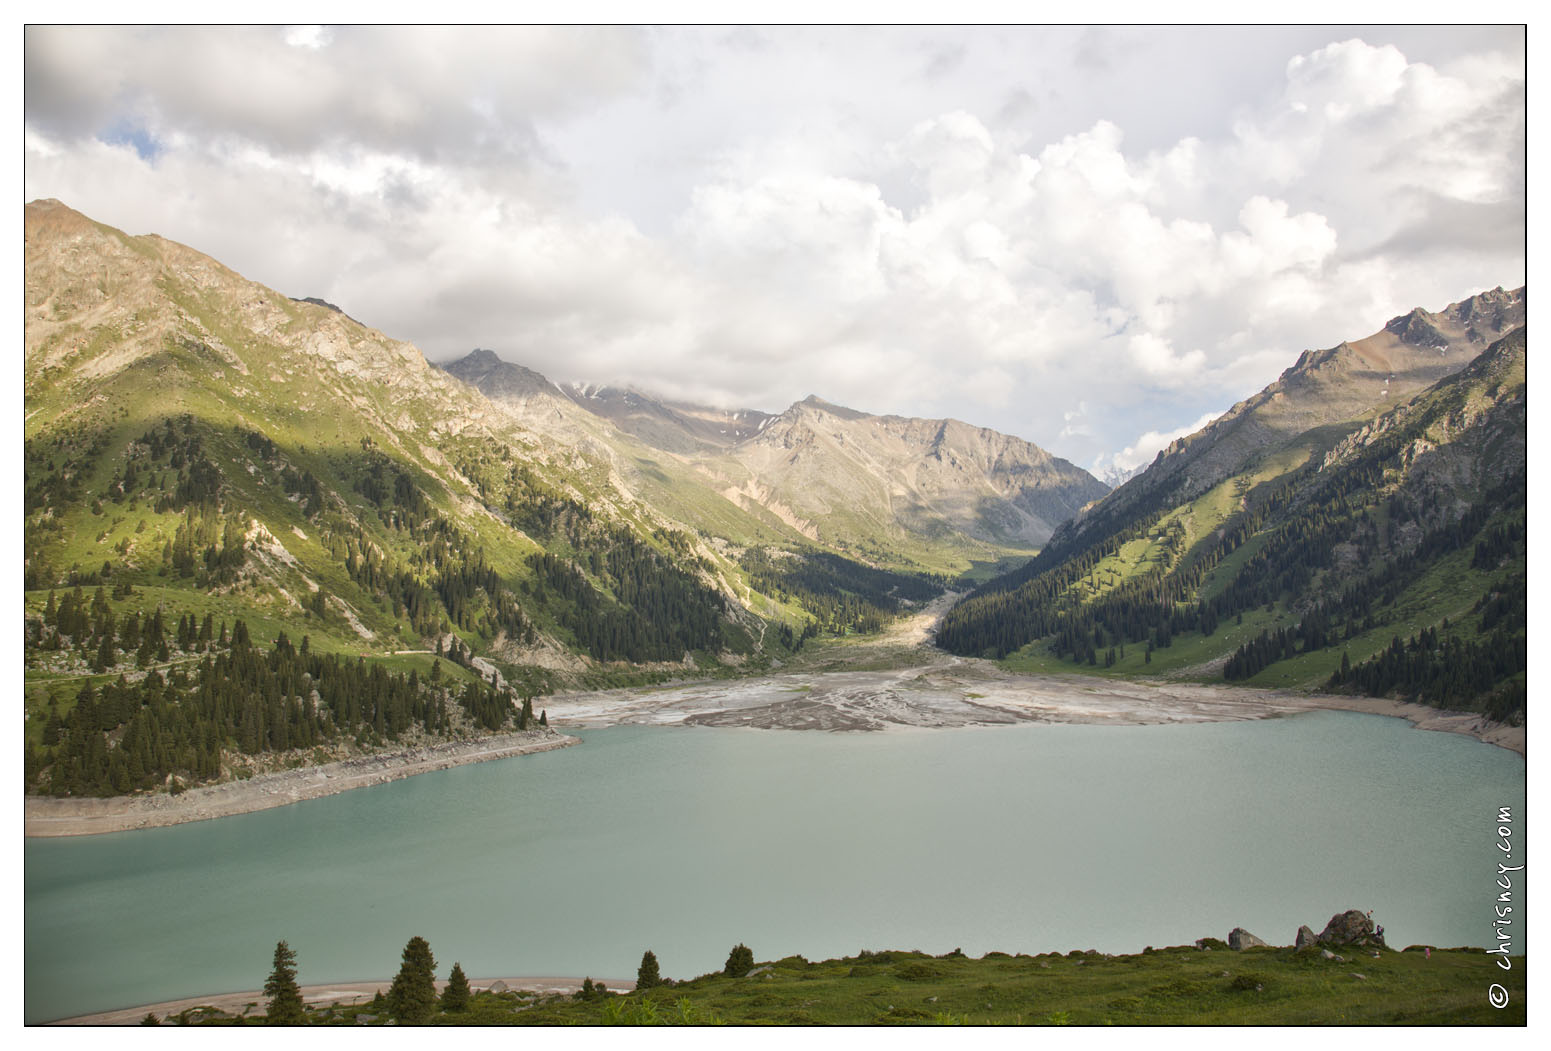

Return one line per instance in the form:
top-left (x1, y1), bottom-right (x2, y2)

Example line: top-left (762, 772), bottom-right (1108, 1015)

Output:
top-left (98, 118), bottom-right (161, 162)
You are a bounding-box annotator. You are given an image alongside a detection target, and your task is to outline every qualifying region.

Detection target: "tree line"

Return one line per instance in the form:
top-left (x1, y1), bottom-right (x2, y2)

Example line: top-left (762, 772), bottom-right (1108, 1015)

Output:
top-left (26, 618), bottom-right (533, 797)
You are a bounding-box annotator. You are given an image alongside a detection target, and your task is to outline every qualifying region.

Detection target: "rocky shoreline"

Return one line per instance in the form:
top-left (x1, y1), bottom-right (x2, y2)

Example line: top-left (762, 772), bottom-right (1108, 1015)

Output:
top-left (1289, 694), bottom-right (1523, 757)
top-left (46, 975), bottom-right (634, 1026)
top-left (24, 729), bottom-right (578, 837)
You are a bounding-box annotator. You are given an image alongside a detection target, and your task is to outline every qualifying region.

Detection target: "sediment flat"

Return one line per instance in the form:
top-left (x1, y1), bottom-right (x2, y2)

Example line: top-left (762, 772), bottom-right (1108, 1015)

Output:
top-left (538, 594), bottom-right (1522, 754)
top-left (544, 660), bottom-right (1523, 756)
top-left (24, 729), bottom-right (577, 838)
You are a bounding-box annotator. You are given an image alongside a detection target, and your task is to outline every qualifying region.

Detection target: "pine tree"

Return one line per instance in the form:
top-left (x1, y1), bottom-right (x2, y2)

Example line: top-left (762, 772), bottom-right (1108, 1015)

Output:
top-left (263, 940), bottom-right (306, 1025)
top-left (441, 961), bottom-right (470, 1013)
top-left (636, 949), bottom-right (662, 990)
top-left (723, 943), bottom-right (754, 977)
top-left (388, 936), bottom-right (438, 1023)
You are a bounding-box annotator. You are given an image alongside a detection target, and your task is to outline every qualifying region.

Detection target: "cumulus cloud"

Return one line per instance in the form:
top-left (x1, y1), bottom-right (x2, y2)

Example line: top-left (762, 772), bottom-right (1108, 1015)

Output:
top-left (1098, 412), bottom-right (1226, 477)
top-left (23, 27), bottom-right (1524, 473)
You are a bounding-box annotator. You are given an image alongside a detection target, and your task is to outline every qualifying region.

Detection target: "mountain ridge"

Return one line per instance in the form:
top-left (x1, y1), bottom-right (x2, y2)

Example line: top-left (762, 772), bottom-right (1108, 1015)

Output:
top-left (938, 288), bottom-right (1526, 721)
top-left (442, 348), bottom-right (1109, 556)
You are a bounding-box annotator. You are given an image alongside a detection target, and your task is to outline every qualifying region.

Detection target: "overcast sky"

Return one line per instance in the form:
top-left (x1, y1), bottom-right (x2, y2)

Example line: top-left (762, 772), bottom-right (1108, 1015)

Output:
top-left (23, 24), bottom-right (1526, 477)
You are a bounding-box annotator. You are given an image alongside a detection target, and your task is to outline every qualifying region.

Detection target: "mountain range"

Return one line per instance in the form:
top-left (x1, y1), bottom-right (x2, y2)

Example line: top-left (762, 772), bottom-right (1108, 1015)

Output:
top-left (21, 199), bottom-right (1092, 700)
top-left (442, 349), bottom-right (1109, 559)
top-left (939, 286), bottom-right (1526, 721)
top-left (21, 196), bottom-right (1526, 797)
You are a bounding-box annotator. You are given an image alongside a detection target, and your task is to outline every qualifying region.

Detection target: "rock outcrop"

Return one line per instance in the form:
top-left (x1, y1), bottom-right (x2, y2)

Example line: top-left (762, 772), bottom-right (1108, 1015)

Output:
top-left (1228, 928), bottom-right (1269, 950)
top-left (1318, 909), bottom-right (1382, 946)
top-left (1295, 925), bottom-right (1319, 949)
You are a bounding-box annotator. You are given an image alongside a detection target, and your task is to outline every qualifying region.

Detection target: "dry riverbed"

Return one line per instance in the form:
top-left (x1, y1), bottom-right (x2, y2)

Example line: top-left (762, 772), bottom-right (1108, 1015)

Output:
top-left (543, 658), bottom-right (1523, 756)
top-left (544, 593), bottom-right (1524, 755)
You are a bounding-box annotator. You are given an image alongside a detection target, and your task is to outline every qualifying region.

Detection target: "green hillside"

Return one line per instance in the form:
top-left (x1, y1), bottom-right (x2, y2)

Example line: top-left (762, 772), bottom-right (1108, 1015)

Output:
top-left (184, 940), bottom-right (1524, 1026)
top-left (939, 321), bottom-right (1526, 723)
top-left (20, 200), bottom-right (946, 796)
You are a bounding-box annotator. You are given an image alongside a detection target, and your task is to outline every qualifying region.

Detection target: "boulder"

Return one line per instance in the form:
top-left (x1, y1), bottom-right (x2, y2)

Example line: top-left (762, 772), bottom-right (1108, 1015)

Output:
top-left (1295, 925), bottom-right (1319, 949)
top-left (1318, 909), bottom-right (1376, 946)
top-left (1228, 928), bottom-right (1269, 950)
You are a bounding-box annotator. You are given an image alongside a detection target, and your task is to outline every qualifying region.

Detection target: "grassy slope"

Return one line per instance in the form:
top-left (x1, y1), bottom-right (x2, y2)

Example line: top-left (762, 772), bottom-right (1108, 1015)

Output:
top-left (994, 332), bottom-right (1525, 699)
top-left (255, 944), bottom-right (1525, 1027)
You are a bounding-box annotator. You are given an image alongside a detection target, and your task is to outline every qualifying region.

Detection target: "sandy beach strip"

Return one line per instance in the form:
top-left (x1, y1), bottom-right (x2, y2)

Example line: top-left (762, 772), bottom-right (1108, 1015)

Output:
top-left (24, 729), bottom-right (578, 838)
top-left (44, 975), bottom-right (637, 1026)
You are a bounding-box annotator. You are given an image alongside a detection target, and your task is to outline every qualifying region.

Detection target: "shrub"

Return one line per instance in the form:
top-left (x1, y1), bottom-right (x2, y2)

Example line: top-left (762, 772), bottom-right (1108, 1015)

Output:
top-left (724, 943), bottom-right (754, 977)
top-left (1228, 972), bottom-right (1269, 992)
top-left (637, 949), bottom-right (662, 990)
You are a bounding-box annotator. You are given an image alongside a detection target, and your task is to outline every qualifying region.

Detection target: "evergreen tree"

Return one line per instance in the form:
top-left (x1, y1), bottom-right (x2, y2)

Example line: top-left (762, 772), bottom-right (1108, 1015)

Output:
top-left (723, 943), bottom-right (754, 977)
top-left (441, 961), bottom-right (470, 1013)
top-left (263, 940), bottom-right (306, 1025)
top-left (636, 949), bottom-right (662, 990)
top-left (387, 935), bottom-right (438, 1023)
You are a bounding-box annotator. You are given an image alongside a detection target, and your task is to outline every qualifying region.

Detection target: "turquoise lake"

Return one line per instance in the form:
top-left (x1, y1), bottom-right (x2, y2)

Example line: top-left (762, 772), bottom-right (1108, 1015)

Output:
top-left (24, 709), bottom-right (1525, 1023)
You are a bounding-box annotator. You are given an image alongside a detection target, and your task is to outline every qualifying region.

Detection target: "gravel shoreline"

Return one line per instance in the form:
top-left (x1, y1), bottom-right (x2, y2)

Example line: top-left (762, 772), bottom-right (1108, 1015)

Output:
top-left (24, 729), bottom-right (578, 837)
top-left (44, 975), bottom-right (635, 1026)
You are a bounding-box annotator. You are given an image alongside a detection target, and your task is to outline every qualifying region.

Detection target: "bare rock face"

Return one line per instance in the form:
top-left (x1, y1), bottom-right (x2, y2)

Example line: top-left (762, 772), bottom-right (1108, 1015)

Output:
top-left (1318, 910), bottom-right (1377, 946)
top-left (1228, 928), bottom-right (1269, 950)
top-left (1295, 925), bottom-right (1319, 949)
top-left (447, 351), bottom-right (1112, 549)
top-left (1053, 285), bottom-right (1525, 555)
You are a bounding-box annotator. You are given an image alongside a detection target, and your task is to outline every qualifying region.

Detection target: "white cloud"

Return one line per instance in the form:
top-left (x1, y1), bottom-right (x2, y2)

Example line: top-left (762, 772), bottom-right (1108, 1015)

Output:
top-left (23, 27), bottom-right (1525, 474)
top-left (1098, 411), bottom-right (1225, 476)
top-left (282, 25), bottom-right (329, 50)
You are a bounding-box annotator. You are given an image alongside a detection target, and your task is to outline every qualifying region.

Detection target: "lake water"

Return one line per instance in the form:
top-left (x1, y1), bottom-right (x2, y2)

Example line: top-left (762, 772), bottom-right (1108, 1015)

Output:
top-left (24, 710), bottom-right (1525, 1023)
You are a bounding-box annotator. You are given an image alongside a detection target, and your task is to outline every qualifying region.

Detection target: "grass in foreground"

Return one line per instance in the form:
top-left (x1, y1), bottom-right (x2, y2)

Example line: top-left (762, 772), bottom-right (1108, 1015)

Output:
top-left (181, 943), bottom-right (1525, 1026)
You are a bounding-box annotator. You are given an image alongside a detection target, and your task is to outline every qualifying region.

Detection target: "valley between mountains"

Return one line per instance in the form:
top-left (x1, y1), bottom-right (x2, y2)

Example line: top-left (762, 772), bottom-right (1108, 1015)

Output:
top-left (25, 579), bottom-right (1523, 837)
top-left (22, 199), bottom-right (1527, 815)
